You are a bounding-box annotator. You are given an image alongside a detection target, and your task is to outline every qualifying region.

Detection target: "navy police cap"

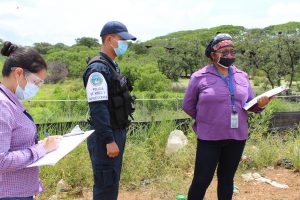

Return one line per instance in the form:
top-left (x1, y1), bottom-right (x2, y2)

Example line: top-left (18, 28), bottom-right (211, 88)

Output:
top-left (100, 21), bottom-right (136, 41)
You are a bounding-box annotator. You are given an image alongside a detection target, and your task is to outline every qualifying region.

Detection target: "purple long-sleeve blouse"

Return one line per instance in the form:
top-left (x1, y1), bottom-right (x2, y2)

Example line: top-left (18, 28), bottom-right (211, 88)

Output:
top-left (183, 64), bottom-right (262, 141)
top-left (0, 84), bottom-right (46, 198)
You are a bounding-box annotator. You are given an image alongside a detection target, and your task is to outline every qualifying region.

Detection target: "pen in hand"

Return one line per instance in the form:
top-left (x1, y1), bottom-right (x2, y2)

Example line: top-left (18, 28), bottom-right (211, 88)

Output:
top-left (39, 132), bottom-right (63, 153)
top-left (38, 132), bottom-right (50, 144)
top-left (43, 131), bottom-right (49, 137)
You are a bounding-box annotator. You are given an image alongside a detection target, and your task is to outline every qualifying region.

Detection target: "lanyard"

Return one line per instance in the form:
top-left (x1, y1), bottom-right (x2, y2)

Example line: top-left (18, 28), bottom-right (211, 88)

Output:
top-left (0, 87), bottom-right (39, 143)
top-left (216, 67), bottom-right (237, 113)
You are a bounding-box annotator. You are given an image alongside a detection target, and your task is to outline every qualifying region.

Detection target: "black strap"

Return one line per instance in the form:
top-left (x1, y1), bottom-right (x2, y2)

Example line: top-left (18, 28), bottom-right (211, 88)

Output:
top-left (0, 87), bottom-right (39, 143)
top-left (87, 55), bottom-right (119, 77)
top-left (23, 110), bottom-right (34, 122)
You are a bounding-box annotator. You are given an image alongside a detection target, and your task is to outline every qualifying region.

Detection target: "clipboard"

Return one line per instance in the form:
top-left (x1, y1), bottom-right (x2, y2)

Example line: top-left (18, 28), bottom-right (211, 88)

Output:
top-left (27, 130), bottom-right (94, 167)
top-left (243, 85), bottom-right (289, 110)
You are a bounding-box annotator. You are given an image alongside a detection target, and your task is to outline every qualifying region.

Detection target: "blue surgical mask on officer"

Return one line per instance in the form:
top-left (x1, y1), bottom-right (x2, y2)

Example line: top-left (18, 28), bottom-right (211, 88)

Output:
top-left (112, 39), bottom-right (128, 57)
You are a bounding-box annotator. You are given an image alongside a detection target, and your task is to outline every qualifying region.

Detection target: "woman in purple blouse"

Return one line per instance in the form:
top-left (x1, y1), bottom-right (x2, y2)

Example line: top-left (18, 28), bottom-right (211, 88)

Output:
top-left (0, 42), bottom-right (61, 200)
top-left (183, 34), bottom-right (271, 200)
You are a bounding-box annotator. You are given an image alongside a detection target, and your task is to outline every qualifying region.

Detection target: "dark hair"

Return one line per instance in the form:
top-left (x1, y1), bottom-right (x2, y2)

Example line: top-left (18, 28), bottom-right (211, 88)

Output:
top-left (101, 35), bottom-right (110, 44)
top-left (101, 34), bottom-right (119, 44)
top-left (205, 39), bottom-right (214, 58)
top-left (1, 41), bottom-right (47, 77)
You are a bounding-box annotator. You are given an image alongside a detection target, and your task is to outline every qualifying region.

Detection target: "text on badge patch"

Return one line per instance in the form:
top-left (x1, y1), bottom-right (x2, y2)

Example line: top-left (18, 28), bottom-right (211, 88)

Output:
top-left (86, 72), bottom-right (108, 102)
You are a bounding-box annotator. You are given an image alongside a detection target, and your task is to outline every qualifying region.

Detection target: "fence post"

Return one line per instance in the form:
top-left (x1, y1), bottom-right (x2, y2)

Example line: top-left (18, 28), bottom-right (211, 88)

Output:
top-left (68, 95), bottom-right (71, 121)
top-left (142, 97), bottom-right (145, 121)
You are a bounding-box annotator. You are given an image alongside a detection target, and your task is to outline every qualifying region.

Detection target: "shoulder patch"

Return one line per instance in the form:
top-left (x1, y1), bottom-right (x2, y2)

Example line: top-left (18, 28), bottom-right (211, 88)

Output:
top-left (86, 72), bottom-right (108, 102)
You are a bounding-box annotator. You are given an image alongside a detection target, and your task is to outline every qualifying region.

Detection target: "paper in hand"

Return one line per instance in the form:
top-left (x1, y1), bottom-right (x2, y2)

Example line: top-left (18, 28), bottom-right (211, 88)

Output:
top-left (243, 85), bottom-right (288, 110)
top-left (27, 130), bottom-right (94, 167)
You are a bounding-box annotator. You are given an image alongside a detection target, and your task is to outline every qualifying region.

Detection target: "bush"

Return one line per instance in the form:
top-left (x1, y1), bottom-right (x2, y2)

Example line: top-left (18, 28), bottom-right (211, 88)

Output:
top-left (122, 120), bottom-right (196, 193)
top-left (23, 80), bottom-right (88, 123)
top-left (253, 76), bottom-right (262, 86)
top-left (267, 98), bottom-right (300, 112)
top-left (129, 42), bottom-right (149, 55)
top-left (45, 46), bottom-right (99, 78)
top-left (0, 56), bottom-right (4, 78)
top-left (296, 82), bottom-right (300, 92)
top-left (39, 121), bottom-right (195, 199)
top-left (248, 108), bottom-right (272, 139)
top-left (242, 108), bottom-right (299, 171)
top-left (135, 71), bottom-right (171, 92)
top-left (37, 113), bottom-right (299, 199)
top-left (46, 61), bottom-right (69, 83)
top-left (290, 124), bottom-right (300, 170)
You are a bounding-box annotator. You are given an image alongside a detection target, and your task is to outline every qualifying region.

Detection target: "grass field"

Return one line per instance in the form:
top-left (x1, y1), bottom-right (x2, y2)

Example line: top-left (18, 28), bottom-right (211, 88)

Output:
top-left (0, 57), bottom-right (3, 78)
top-left (37, 117), bottom-right (300, 199)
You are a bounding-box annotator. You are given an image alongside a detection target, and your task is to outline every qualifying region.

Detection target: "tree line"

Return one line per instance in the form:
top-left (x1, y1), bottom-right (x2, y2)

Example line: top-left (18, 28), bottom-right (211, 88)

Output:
top-left (1, 22), bottom-right (299, 93)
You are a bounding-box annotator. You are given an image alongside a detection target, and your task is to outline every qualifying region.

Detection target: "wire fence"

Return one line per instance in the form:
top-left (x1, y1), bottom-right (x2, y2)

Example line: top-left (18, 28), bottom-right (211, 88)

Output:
top-left (23, 96), bottom-right (300, 124)
top-left (23, 98), bottom-right (187, 123)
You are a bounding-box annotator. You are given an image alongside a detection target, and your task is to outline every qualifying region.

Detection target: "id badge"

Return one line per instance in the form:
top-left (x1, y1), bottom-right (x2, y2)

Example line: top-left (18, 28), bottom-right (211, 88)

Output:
top-left (231, 113), bottom-right (238, 128)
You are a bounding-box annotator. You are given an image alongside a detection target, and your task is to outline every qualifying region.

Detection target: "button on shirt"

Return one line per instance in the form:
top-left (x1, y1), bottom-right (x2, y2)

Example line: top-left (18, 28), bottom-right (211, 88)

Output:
top-left (183, 64), bottom-right (262, 141)
top-left (0, 84), bottom-right (47, 198)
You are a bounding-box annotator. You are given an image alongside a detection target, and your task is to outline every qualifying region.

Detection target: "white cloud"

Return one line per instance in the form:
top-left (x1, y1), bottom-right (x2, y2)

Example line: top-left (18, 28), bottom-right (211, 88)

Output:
top-left (269, 1), bottom-right (300, 17)
top-left (267, 1), bottom-right (300, 25)
top-left (0, 0), bottom-right (299, 46)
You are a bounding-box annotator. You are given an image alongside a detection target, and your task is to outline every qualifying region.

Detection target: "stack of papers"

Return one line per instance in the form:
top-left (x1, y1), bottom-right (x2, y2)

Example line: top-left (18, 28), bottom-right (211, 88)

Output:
top-left (63, 125), bottom-right (85, 137)
top-left (243, 85), bottom-right (289, 110)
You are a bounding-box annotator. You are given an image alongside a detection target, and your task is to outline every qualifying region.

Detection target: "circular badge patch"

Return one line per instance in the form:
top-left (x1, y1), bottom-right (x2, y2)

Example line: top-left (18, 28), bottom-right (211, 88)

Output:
top-left (91, 73), bottom-right (103, 86)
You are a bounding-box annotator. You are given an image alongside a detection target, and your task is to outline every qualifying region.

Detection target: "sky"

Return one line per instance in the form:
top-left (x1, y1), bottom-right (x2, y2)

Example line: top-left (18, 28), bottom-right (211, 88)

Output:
top-left (0, 0), bottom-right (299, 46)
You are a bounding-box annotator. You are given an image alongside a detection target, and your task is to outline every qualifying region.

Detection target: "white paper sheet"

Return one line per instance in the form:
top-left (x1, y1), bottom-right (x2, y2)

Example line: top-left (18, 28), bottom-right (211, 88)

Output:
top-left (243, 85), bottom-right (288, 111)
top-left (27, 130), bottom-right (94, 167)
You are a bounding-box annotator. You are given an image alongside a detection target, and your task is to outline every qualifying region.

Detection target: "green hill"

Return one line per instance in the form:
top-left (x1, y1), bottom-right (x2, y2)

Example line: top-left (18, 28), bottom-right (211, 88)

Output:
top-left (146, 25), bottom-right (246, 47)
top-left (0, 21), bottom-right (299, 91)
top-left (264, 21), bottom-right (300, 33)
top-left (146, 22), bottom-right (300, 46)
top-left (154, 25), bottom-right (245, 40)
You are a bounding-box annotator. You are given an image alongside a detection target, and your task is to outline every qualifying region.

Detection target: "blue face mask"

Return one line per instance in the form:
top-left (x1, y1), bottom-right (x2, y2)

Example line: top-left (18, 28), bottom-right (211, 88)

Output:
top-left (113, 40), bottom-right (128, 57)
top-left (16, 81), bottom-right (40, 100)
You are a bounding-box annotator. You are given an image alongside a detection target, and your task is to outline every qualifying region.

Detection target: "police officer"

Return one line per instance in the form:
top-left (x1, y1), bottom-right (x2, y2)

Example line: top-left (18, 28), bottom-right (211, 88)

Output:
top-left (83, 21), bottom-right (136, 200)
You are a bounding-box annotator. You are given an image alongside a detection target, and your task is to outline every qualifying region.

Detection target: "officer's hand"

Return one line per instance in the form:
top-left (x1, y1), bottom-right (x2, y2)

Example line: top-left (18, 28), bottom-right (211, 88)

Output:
top-left (106, 142), bottom-right (119, 158)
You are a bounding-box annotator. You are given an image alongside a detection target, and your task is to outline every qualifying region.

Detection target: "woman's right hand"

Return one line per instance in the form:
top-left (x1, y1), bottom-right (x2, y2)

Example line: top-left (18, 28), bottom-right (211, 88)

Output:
top-left (42, 136), bottom-right (62, 153)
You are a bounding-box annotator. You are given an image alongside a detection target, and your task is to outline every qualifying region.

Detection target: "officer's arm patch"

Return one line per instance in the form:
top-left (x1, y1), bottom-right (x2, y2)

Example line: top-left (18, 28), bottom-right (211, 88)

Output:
top-left (86, 72), bottom-right (108, 102)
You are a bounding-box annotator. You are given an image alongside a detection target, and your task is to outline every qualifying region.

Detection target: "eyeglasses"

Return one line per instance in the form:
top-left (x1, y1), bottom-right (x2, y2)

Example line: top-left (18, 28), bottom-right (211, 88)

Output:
top-left (11, 67), bottom-right (45, 87)
top-left (24, 71), bottom-right (44, 87)
top-left (216, 50), bottom-right (236, 57)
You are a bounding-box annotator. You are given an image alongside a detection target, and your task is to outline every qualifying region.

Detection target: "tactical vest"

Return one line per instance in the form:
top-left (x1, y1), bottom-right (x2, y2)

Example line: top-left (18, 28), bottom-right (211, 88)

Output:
top-left (83, 55), bottom-right (135, 129)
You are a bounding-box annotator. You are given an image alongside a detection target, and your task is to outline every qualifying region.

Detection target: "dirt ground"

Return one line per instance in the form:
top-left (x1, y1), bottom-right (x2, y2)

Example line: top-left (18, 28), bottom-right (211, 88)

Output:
top-left (80, 167), bottom-right (300, 200)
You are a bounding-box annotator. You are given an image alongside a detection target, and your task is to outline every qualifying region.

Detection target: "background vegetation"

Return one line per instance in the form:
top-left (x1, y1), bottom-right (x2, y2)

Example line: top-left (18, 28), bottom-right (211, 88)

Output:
top-left (1, 22), bottom-right (300, 123)
top-left (38, 113), bottom-right (300, 199)
top-left (2, 22), bottom-right (300, 94)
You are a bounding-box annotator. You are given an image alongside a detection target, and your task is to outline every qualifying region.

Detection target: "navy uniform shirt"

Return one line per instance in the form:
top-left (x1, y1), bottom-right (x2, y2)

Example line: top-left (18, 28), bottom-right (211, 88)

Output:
top-left (83, 52), bottom-right (121, 144)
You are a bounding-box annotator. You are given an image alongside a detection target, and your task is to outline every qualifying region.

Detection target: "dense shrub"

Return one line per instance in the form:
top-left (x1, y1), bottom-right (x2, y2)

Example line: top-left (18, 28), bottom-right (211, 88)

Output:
top-left (46, 61), bottom-right (69, 83)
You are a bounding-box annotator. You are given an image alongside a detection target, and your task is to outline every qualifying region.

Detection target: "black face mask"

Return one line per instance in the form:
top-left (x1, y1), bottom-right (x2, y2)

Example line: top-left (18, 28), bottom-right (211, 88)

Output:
top-left (218, 57), bottom-right (235, 68)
